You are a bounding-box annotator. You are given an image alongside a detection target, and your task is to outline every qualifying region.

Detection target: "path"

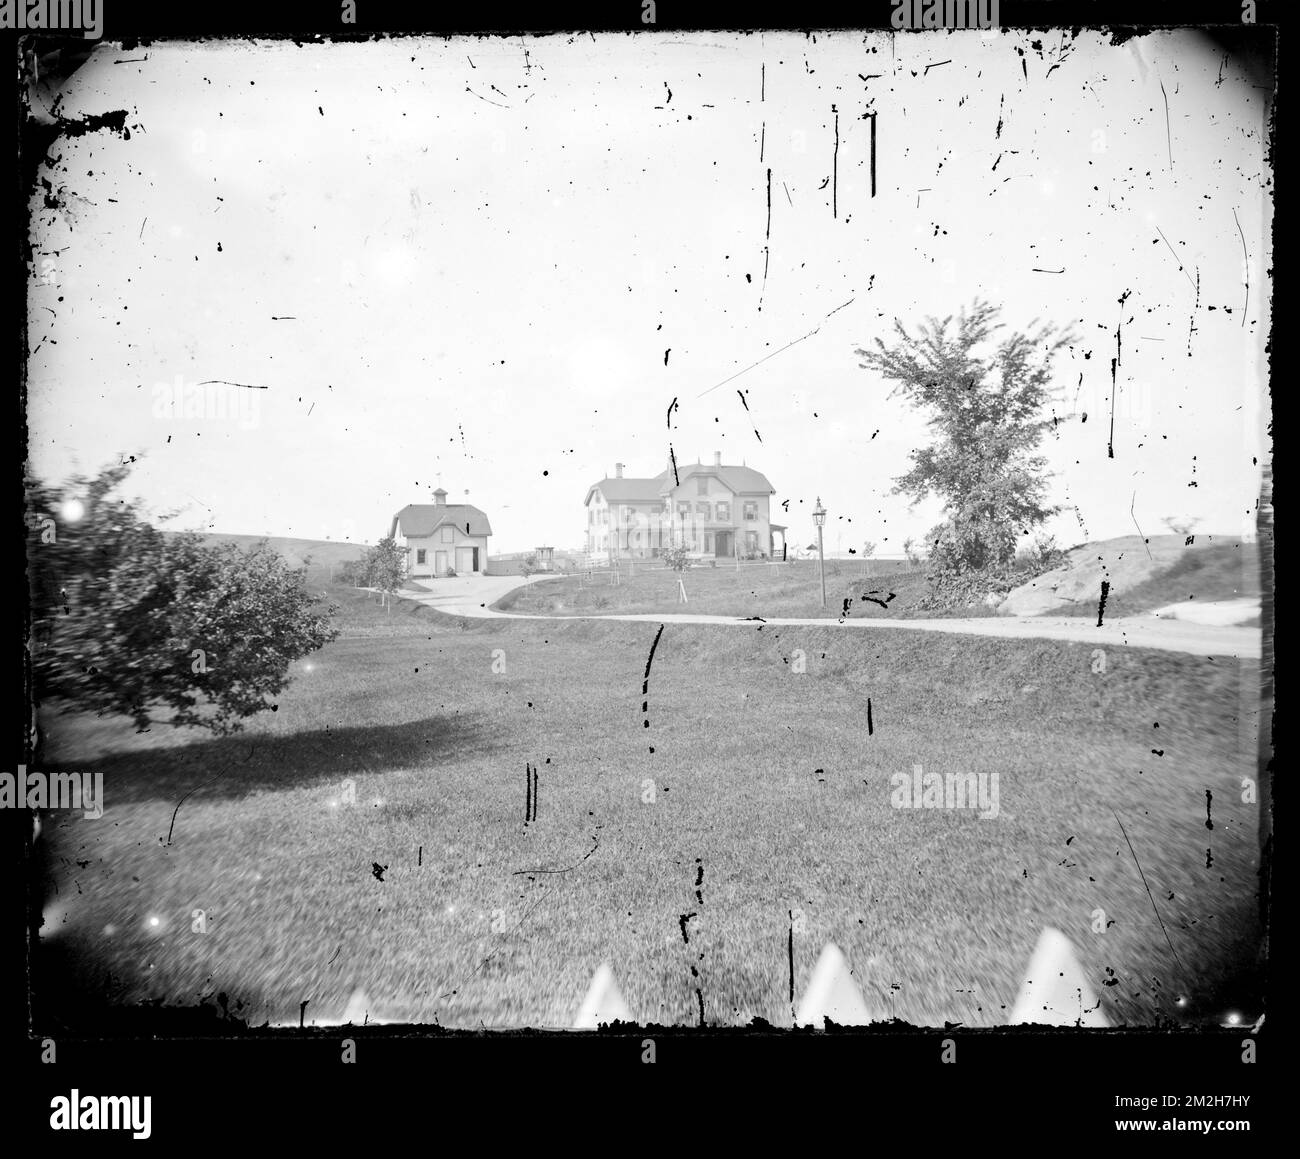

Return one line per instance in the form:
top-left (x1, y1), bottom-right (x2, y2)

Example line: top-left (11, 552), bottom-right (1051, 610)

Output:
top-left (396, 577), bottom-right (1260, 658)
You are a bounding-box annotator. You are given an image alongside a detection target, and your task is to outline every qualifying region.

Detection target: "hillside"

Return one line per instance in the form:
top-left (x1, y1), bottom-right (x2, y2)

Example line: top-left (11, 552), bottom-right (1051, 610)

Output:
top-left (999, 535), bottom-right (1260, 619)
top-left (187, 533), bottom-right (370, 587)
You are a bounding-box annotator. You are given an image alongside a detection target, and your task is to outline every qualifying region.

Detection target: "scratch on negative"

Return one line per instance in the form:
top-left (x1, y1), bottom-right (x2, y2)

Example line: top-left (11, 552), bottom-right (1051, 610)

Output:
top-left (1130, 492), bottom-right (1153, 560)
top-left (511, 832), bottom-right (601, 876)
top-left (466, 86), bottom-right (509, 108)
top-left (1112, 809), bottom-right (1188, 983)
top-left (1159, 78), bottom-right (1172, 169)
top-left (1155, 226), bottom-right (1196, 291)
top-left (696, 298), bottom-right (853, 399)
top-left (1233, 208), bottom-right (1249, 327)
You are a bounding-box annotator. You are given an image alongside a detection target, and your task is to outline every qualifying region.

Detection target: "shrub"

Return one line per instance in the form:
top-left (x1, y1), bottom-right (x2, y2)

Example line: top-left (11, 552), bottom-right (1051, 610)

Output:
top-left (662, 541), bottom-right (691, 572)
top-left (336, 558), bottom-right (367, 586)
top-left (27, 463), bottom-right (338, 734)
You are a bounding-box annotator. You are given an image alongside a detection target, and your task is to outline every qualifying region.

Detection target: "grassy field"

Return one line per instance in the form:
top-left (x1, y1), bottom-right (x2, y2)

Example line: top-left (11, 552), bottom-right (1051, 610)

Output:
top-left (33, 577), bottom-right (1262, 1031)
top-left (491, 559), bottom-right (996, 621)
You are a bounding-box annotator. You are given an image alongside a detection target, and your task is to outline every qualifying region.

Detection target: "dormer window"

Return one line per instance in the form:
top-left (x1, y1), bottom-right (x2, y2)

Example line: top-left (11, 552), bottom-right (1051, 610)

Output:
top-left (696, 477), bottom-right (709, 495)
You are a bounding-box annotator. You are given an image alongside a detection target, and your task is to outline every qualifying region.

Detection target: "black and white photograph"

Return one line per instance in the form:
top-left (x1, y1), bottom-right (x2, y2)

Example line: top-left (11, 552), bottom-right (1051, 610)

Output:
top-left (17, 4), bottom-right (1273, 1092)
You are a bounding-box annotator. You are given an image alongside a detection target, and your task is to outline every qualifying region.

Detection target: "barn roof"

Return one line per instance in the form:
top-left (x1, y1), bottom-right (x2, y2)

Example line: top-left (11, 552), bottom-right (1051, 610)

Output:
top-left (391, 504), bottom-right (493, 538)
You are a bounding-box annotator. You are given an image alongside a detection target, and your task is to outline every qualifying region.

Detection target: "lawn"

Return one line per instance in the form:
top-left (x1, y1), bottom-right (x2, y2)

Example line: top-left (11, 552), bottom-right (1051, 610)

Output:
top-left (491, 559), bottom-right (998, 621)
top-left (33, 582), bottom-right (1262, 1031)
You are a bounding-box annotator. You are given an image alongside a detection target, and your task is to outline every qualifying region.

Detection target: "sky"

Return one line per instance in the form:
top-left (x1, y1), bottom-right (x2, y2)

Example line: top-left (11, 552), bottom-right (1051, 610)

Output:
top-left (26, 29), bottom-right (1272, 556)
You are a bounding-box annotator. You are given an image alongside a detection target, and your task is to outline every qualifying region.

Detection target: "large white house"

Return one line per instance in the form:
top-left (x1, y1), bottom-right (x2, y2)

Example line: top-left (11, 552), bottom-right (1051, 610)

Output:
top-left (584, 452), bottom-right (785, 564)
top-left (391, 490), bottom-right (492, 578)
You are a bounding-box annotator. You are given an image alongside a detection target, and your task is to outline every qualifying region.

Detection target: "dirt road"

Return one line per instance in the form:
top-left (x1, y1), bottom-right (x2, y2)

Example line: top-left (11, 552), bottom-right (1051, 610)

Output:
top-left (396, 577), bottom-right (1260, 659)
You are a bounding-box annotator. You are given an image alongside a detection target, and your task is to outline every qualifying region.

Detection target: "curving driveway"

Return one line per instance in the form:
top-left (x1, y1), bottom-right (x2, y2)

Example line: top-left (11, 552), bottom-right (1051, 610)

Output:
top-left (397, 577), bottom-right (1261, 659)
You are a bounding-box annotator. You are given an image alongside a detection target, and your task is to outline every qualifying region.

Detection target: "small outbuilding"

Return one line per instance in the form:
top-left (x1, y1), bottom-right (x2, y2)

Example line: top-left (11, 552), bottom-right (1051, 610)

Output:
top-left (391, 489), bottom-right (492, 578)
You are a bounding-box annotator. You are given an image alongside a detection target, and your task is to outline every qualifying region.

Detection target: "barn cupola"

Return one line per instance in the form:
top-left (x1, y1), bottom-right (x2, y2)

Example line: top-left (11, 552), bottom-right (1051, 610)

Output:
top-left (433, 488), bottom-right (447, 506)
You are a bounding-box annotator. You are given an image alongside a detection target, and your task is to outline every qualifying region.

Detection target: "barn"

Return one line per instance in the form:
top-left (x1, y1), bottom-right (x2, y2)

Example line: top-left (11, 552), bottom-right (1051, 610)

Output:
top-left (390, 489), bottom-right (492, 578)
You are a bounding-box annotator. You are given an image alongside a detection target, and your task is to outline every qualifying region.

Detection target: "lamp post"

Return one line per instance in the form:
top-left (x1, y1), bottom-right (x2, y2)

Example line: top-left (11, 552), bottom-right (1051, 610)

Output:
top-left (813, 497), bottom-right (827, 608)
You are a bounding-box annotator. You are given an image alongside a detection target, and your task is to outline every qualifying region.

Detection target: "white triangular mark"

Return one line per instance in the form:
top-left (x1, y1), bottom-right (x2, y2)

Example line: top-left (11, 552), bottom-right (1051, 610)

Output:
top-left (795, 943), bottom-right (875, 1027)
top-left (575, 963), bottom-right (632, 1028)
top-left (341, 988), bottom-right (374, 1025)
top-left (267, 988), bottom-right (381, 1029)
top-left (1009, 927), bottom-right (1110, 1027)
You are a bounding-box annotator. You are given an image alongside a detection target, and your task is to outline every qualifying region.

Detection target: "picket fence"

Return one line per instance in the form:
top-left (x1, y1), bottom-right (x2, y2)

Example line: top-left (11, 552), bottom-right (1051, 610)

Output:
top-left (270, 926), bottom-right (1108, 1030)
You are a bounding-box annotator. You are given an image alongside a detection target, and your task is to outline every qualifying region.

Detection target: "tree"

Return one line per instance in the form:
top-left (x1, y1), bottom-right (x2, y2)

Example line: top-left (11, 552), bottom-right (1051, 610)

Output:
top-left (361, 535), bottom-right (406, 594)
top-left (857, 301), bottom-right (1073, 584)
top-left (27, 462), bottom-right (339, 734)
top-left (336, 558), bottom-right (368, 586)
top-left (862, 541), bottom-right (878, 559)
top-left (519, 552), bottom-right (540, 578)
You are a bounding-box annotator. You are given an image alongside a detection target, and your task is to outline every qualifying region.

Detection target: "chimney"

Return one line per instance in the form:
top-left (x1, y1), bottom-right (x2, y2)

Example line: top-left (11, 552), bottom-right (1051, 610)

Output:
top-left (615, 463), bottom-right (624, 479)
top-left (714, 451), bottom-right (722, 467)
top-left (433, 488), bottom-right (447, 506)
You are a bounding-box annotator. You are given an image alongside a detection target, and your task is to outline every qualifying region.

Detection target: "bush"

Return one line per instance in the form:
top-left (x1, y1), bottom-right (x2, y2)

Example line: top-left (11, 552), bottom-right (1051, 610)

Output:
top-left (661, 541), bottom-right (691, 572)
top-left (336, 558), bottom-right (367, 586)
top-left (445, 568), bottom-right (457, 578)
top-left (916, 538), bottom-right (1068, 612)
top-left (27, 463), bottom-right (339, 734)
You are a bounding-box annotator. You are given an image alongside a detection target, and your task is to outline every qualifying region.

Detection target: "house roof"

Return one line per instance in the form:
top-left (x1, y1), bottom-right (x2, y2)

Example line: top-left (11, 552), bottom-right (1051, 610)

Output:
top-left (584, 478), bottom-right (665, 504)
top-left (664, 463), bottom-right (776, 495)
top-left (586, 464), bottom-right (776, 505)
top-left (391, 503), bottom-right (493, 538)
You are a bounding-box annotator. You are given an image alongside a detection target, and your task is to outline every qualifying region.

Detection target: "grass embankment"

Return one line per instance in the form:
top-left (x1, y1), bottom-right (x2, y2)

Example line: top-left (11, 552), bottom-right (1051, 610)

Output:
top-left (1055, 541), bottom-right (1261, 620)
top-left (491, 560), bottom-right (1001, 621)
top-left (33, 580), bottom-right (1260, 1030)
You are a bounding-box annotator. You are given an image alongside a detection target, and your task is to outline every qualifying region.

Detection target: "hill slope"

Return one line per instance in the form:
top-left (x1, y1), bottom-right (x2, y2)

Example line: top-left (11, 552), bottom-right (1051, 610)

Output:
top-left (188, 533), bottom-right (370, 587)
top-left (1000, 535), bottom-right (1260, 618)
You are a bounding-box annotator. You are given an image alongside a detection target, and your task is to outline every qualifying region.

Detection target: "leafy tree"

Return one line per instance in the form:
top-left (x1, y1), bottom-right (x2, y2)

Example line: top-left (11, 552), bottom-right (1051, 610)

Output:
top-left (27, 462), bottom-right (339, 734)
top-left (360, 535), bottom-right (406, 593)
top-left (861, 541), bottom-right (878, 559)
top-left (857, 301), bottom-right (1073, 587)
top-left (519, 552), bottom-right (540, 578)
top-left (1029, 532), bottom-right (1066, 571)
top-left (336, 558), bottom-right (368, 586)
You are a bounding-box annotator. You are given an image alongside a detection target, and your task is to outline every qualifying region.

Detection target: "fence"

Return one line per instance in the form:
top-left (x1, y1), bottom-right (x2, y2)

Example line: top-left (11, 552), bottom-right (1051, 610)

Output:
top-left (268, 926), bottom-right (1108, 1030)
top-left (487, 556), bottom-right (581, 577)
